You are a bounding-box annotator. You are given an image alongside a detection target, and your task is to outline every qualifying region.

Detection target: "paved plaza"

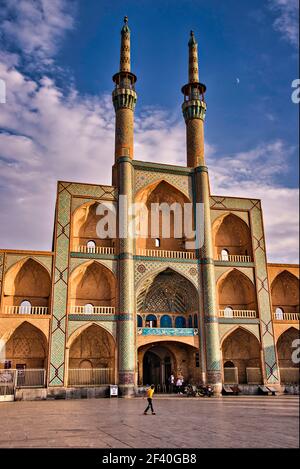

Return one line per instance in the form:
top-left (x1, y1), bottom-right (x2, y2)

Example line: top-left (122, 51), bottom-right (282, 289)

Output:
top-left (0, 396), bottom-right (298, 448)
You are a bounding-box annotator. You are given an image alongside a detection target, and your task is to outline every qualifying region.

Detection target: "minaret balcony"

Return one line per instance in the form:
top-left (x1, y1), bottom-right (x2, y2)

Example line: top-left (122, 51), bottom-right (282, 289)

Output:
top-left (182, 99), bottom-right (206, 122)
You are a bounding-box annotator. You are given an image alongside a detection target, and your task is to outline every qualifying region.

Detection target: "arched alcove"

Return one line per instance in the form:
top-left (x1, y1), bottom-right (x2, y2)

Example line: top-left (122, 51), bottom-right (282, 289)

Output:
top-left (222, 328), bottom-right (261, 384)
top-left (69, 261), bottom-right (116, 310)
top-left (5, 322), bottom-right (47, 369)
top-left (72, 201), bottom-right (115, 251)
top-left (3, 258), bottom-right (51, 311)
top-left (68, 324), bottom-right (115, 370)
top-left (271, 271), bottom-right (299, 315)
top-left (218, 269), bottom-right (257, 313)
top-left (135, 180), bottom-right (192, 252)
top-left (277, 327), bottom-right (299, 384)
top-left (213, 214), bottom-right (252, 260)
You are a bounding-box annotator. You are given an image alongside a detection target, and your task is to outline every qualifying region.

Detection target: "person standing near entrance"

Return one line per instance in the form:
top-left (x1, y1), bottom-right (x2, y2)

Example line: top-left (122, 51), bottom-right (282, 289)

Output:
top-left (144, 385), bottom-right (156, 415)
top-left (168, 373), bottom-right (175, 393)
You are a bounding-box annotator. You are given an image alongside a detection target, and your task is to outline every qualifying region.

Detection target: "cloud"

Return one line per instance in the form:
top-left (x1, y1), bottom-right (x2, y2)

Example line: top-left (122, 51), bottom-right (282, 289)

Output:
top-left (0, 0), bottom-right (75, 64)
top-left (0, 1), bottom-right (298, 264)
top-left (208, 147), bottom-right (299, 264)
top-left (269, 0), bottom-right (299, 47)
top-left (0, 57), bottom-right (298, 264)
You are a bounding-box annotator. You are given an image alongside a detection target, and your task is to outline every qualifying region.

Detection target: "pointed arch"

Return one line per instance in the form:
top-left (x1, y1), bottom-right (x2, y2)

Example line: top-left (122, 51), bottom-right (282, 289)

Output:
top-left (71, 200), bottom-right (115, 251)
top-left (67, 322), bottom-right (116, 349)
top-left (276, 327), bottom-right (299, 383)
top-left (4, 321), bottom-right (48, 369)
top-left (217, 268), bottom-right (257, 312)
top-left (221, 326), bottom-right (262, 384)
top-left (69, 260), bottom-right (116, 308)
top-left (271, 271), bottom-right (299, 314)
top-left (3, 257), bottom-right (51, 309)
top-left (135, 179), bottom-right (192, 252)
top-left (136, 267), bottom-right (199, 315)
top-left (213, 212), bottom-right (252, 259)
top-left (68, 323), bottom-right (116, 370)
top-left (220, 325), bottom-right (261, 348)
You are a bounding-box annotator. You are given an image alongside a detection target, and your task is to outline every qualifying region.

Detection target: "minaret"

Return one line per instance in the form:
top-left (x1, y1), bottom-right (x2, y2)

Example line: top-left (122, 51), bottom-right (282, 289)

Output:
top-left (181, 31), bottom-right (206, 168)
top-left (112, 16), bottom-right (137, 160)
top-left (182, 32), bottom-right (222, 393)
top-left (112, 17), bottom-right (136, 395)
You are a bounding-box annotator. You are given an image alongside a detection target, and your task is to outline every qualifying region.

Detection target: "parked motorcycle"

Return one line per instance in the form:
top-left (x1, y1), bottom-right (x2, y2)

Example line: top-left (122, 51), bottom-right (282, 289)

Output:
top-left (197, 384), bottom-right (214, 397)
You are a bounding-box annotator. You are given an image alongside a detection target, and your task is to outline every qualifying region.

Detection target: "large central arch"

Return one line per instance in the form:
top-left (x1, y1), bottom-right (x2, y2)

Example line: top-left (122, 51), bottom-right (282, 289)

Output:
top-left (137, 268), bottom-right (199, 328)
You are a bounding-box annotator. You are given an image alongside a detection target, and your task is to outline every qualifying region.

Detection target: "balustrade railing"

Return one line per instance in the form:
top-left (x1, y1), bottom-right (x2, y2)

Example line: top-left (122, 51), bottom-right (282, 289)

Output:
top-left (70, 306), bottom-right (115, 314)
top-left (137, 248), bottom-right (196, 259)
top-left (219, 309), bottom-right (257, 319)
top-left (217, 254), bottom-right (252, 263)
top-left (76, 246), bottom-right (115, 255)
top-left (273, 312), bottom-right (299, 322)
top-left (2, 306), bottom-right (49, 315)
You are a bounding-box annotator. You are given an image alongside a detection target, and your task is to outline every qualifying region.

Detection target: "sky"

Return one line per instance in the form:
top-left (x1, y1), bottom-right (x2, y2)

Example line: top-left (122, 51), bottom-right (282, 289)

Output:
top-left (0, 0), bottom-right (299, 262)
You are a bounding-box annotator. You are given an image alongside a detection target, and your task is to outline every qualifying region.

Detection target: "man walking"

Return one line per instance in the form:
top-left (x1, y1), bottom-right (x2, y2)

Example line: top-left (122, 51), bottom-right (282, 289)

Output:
top-left (144, 384), bottom-right (156, 415)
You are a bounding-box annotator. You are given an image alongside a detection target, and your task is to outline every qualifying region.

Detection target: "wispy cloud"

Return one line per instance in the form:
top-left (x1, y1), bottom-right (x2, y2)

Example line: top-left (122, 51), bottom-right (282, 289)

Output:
top-left (0, 0), bottom-right (298, 264)
top-left (0, 0), bottom-right (75, 65)
top-left (268, 0), bottom-right (299, 47)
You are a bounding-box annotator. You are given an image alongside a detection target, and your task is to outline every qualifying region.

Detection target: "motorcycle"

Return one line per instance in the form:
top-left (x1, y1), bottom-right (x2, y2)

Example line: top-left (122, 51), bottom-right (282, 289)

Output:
top-left (197, 384), bottom-right (214, 397)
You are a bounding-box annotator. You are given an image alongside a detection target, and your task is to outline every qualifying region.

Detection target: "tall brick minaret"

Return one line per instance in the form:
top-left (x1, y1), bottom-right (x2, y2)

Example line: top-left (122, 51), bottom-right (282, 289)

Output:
top-left (112, 17), bottom-right (137, 396)
top-left (182, 32), bottom-right (222, 393)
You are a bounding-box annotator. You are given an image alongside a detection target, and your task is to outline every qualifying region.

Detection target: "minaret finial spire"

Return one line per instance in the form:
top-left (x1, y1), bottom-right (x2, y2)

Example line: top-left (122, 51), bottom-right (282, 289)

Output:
top-left (181, 30), bottom-right (206, 168)
top-left (120, 15), bottom-right (131, 72)
top-left (188, 30), bottom-right (199, 83)
top-left (112, 17), bottom-right (137, 161)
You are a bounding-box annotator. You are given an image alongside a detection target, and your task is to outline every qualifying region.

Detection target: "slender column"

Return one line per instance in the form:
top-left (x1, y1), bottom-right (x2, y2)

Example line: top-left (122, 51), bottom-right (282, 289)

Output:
top-left (112, 17), bottom-right (137, 395)
top-left (182, 32), bottom-right (222, 393)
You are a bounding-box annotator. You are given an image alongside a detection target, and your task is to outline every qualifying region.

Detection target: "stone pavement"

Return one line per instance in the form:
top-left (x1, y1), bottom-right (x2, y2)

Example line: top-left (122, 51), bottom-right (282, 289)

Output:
top-left (0, 396), bottom-right (298, 448)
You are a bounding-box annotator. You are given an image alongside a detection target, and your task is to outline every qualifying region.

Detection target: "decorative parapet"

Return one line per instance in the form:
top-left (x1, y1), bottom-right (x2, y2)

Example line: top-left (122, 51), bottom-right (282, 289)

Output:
top-left (137, 327), bottom-right (198, 336)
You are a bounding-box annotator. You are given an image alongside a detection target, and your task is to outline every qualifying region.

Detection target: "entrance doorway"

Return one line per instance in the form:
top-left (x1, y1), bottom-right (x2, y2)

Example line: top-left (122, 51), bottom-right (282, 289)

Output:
top-left (142, 347), bottom-right (174, 389)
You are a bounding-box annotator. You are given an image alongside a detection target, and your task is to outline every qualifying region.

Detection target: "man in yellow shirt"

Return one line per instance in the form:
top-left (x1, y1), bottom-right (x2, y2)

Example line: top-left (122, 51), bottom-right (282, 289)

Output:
top-left (144, 385), bottom-right (156, 415)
